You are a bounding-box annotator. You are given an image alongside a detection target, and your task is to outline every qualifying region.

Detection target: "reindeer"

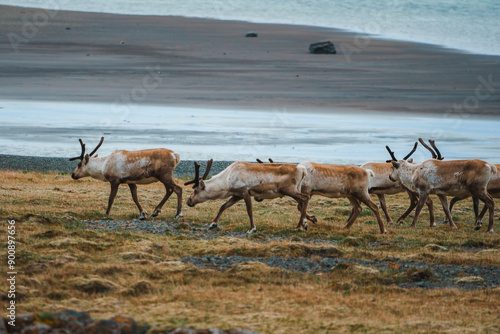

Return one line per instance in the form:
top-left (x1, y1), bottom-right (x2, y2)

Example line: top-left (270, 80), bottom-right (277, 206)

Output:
top-left (185, 160), bottom-right (309, 233)
top-left (255, 159), bottom-right (387, 233)
top-left (388, 143), bottom-right (497, 232)
top-left (296, 162), bottom-right (387, 234)
top-left (69, 137), bottom-right (183, 220)
top-left (449, 164), bottom-right (500, 226)
top-left (361, 141), bottom-right (435, 226)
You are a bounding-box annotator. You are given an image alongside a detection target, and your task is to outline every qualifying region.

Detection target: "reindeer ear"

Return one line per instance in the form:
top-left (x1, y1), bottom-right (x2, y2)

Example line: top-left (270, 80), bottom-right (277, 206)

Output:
top-left (84, 154), bottom-right (90, 164)
top-left (407, 158), bottom-right (413, 163)
top-left (391, 161), bottom-right (400, 169)
top-left (199, 180), bottom-right (206, 190)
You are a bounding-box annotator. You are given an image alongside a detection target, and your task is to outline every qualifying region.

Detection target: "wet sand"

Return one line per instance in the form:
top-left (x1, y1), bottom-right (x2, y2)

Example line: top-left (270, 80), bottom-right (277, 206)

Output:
top-left (1, 5), bottom-right (499, 115)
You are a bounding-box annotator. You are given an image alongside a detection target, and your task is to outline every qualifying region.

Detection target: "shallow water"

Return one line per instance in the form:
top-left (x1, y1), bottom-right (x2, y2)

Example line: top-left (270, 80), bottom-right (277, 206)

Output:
top-left (1, 100), bottom-right (499, 164)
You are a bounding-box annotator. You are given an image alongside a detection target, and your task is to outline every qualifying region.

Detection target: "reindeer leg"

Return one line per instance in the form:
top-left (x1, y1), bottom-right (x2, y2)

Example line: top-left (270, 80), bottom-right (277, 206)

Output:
top-left (106, 182), bottom-right (120, 216)
top-left (242, 194), bottom-right (257, 234)
top-left (285, 191), bottom-right (309, 231)
top-left (437, 195), bottom-right (458, 229)
top-left (476, 205), bottom-right (488, 222)
top-left (395, 190), bottom-right (418, 226)
top-left (410, 192), bottom-right (429, 228)
top-left (152, 179), bottom-right (183, 219)
top-left (344, 197), bottom-right (362, 229)
top-left (425, 196), bottom-right (436, 227)
top-left (152, 187), bottom-right (173, 217)
top-left (473, 196), bottom-right (480, 221)
top-left (128, 184), bottom-right (147, 220)
top-left (376, 194), bottom-right (393, 225)
top-left (475, 191), bottom-right (494, 232)
top-left (358, 192), bottom-right (387, 234)
top-left (449, 195), bottom-right (470, 213)
top-left (297, 201), bottom-right (317, 224)
top-left (209, 196), bottom-right (242, 230)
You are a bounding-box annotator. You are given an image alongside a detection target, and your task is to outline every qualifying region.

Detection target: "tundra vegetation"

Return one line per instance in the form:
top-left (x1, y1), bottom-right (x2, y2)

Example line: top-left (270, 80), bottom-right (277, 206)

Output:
top-left (0, 170), bottom-right (499, 333)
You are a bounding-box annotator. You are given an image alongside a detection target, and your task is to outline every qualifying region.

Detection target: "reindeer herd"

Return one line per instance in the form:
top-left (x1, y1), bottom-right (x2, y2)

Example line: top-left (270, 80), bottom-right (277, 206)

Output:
top-left (69, 137), bottom-right (498, 234)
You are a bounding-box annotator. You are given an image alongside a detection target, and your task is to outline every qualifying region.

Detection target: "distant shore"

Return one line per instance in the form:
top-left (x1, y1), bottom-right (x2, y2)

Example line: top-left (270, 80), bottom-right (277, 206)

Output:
top-left (1, 5), bottom-right (499, 115)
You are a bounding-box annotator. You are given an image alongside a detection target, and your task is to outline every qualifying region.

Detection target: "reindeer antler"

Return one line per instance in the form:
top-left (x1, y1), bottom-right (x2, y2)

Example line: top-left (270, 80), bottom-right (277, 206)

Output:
top-left (202, 159), bottom-right (213, 180)
top-left (69, 139), bottom-right (86, 161)
top-left (184, 162), bottom-right (201, 188)
top-left (385, 146), bottom-right (397, 163)
top-left (256, 159), bottom-right (264, 163)
top-left (89, 137), bottom-right (104, 157)
top-left (268, 158), bottom-right (274, 163)
top-left (429, 140), bottom-right (444, 160)
top-left (418, 138), bottom-right (437, 159)
top-left (403, 142), bottom-right (418, 160)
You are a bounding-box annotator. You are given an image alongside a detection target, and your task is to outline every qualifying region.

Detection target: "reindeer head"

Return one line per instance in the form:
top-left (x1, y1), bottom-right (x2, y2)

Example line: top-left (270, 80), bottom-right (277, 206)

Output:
top-left (185, 159), bottom-right (213, 207)
top-left (69, 137), bottom-right (104, 180)
top-left (386, 142), bottom-right (418, 182)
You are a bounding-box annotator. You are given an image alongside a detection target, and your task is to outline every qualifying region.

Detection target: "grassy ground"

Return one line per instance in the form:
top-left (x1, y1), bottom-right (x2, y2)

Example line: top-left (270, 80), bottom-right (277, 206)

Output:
top-left (1, 170), bottom-right (499, 333)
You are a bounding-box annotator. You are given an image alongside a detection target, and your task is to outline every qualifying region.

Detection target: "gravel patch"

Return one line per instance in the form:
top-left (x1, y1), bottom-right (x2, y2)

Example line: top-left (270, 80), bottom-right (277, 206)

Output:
top-left (82, 219), bottom-right (499, 290)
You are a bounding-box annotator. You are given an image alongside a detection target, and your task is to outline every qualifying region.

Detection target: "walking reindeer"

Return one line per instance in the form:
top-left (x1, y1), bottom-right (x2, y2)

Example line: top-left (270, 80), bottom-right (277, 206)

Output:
top-left (69, 137), bottom-right (183, 220)
top-left (387, 142), bottom-right (497, 232)
top-left (185, 160), bottom-right (309, 233)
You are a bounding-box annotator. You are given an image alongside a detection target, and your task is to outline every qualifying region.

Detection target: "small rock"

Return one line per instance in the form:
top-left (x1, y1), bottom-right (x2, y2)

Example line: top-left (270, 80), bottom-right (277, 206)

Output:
top-left (309, 41), bottom-right (336, 54)
top-left (123, 281), bottom-right (153, 296)
top-left (65, 27), bottom-right (71, 30)
top-left (120, 40), bottom-right (125, 44)
top-left (245, 32), bottom-right (258, 37)
top-left (85, 319), bottom-right (120, 334)
top-left (20, 324), bottom-right (51, 334)
top-left (109, 315), bottom-right (141, 334)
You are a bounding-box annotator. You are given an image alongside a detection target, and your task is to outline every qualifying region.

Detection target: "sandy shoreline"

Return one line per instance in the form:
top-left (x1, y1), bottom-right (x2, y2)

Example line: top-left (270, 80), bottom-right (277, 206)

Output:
top-left (1, 5), bottom-right (499, 115)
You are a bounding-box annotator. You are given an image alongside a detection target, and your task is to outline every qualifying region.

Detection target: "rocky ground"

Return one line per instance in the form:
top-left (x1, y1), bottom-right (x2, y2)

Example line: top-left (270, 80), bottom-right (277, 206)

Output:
top-left (1, 309), bottom-right (260, 334)
top-left (84, 219), bottom-right (500, 290)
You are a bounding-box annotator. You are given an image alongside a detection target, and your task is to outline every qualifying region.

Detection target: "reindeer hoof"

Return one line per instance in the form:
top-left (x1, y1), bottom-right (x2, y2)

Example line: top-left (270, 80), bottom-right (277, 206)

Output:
top-left (304, 223), bottom-right (308, 231)
top-left (151, 211), bottom-right (159, 217)
top-left (381, 230), bottom-right (387, 234)
top-left (246, 228), bottom-right (257, 234)
top-left (139, 211), bottom-right (148, 220)
top-left (208, 222), bottom-right (218, 230)
top-left (486, 229), bottom-right (494, 233)
top-left (474, 225), bottom-right (481, 231)
top-left (174, 213), bottom-right (183, 220)
top-left (310, 215), bottom-right (318, 224)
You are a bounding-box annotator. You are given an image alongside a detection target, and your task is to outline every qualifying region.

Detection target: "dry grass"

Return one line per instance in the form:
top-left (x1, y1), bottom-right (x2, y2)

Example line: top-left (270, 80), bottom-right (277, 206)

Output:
top-left (1, 170), bottom-right (499, 333)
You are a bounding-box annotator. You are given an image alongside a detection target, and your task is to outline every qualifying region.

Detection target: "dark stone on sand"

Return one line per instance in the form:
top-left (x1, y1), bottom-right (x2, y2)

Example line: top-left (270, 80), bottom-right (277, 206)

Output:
top-left (245, 32), bottom-right (258, 37)
top-left (309, 41), bottom-right (336, 54)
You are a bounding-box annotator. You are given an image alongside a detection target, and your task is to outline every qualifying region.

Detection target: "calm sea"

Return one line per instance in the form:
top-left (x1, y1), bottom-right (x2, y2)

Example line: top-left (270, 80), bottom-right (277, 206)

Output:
top-left (1, 0), bottom-right (499, 55)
